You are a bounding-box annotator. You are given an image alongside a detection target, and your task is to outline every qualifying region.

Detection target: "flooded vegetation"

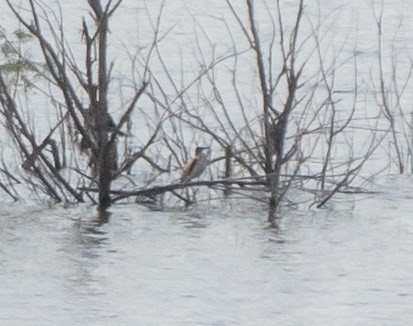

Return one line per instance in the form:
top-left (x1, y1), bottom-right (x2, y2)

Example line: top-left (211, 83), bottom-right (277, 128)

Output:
top-left (0, 0), bottom-right (412, 324)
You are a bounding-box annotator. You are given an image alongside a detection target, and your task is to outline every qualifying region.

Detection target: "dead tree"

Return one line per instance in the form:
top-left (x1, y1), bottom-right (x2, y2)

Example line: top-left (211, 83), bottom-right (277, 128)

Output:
top-left (243, 0), bottom-right (305, 221)
top-left (4, 0), bottom-right (147, 210)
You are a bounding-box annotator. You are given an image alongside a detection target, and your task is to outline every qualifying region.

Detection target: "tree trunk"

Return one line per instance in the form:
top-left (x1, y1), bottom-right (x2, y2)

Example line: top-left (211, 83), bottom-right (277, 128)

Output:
top-left (91, 0), bottom-right (112, 210)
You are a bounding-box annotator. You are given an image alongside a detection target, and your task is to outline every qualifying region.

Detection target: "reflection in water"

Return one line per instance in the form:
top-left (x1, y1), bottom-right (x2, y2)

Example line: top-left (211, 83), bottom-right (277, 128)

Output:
top-left (96, 209), bottom-right (111, 226)
top-left (176, 209), bottom-right (209, 229)
top-left (69, 210), bottom-right (110, 253)
top-left (58, 208), bottom-right (113, 315)
top-left (178, 216), bottom-right (208, 229)
top-left (0, 196), bottom-right (412, 324)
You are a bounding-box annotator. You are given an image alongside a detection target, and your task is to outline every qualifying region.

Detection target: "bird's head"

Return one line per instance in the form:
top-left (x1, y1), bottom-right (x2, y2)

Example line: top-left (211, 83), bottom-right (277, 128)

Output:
top-left (195, 146), bottom-right (209, 155)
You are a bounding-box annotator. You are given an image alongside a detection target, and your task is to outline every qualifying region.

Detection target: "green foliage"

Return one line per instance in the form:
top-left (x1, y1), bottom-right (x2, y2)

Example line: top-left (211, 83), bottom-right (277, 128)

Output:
top-left (0, 26), bottom-right (42, 89)
top-left (13, 29), bottom-right (33, 42)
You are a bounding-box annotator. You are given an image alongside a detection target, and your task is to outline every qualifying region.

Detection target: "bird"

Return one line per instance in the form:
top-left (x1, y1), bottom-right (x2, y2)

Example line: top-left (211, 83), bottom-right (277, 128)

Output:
top-left (180, 146), bottom-right (209, 183)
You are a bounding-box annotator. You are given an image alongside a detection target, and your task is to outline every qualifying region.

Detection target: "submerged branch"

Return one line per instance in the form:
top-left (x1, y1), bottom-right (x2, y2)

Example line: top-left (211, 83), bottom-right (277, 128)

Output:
top-left (80, 177), bottom-right (269, 201)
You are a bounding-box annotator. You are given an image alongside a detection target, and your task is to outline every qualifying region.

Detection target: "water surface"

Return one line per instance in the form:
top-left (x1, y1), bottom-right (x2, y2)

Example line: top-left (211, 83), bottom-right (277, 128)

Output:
top-left (1, 177), bottom-right (412, 325)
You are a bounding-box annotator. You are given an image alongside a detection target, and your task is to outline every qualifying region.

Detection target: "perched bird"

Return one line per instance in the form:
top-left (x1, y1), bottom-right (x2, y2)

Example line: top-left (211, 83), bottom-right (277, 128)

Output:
top-left (181, 146), bottom-right (209, 183)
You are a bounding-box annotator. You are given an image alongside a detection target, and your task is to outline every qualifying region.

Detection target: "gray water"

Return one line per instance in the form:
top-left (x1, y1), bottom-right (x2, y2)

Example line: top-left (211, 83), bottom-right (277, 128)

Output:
top-left (1, 0), bottom-right (413, 325)
top-left (1, 175), bottom-right (412, 325)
